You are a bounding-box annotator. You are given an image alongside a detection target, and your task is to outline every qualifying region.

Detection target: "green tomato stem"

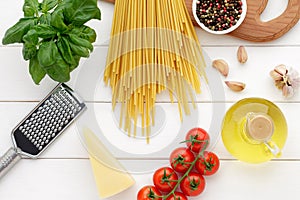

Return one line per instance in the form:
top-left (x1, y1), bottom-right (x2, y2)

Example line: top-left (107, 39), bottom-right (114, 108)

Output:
top-left (162, 140), bottom-right (209, 200)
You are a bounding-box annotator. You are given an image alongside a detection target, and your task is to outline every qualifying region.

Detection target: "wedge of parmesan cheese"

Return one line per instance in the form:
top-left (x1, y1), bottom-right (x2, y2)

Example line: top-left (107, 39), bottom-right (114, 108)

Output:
top-left (83, 127), bottom-right (135, 198)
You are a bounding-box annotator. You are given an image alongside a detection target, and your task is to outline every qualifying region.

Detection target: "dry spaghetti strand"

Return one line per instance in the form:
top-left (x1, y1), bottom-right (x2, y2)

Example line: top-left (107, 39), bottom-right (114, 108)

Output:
top-left (104, 0), bottom-right (206, 142)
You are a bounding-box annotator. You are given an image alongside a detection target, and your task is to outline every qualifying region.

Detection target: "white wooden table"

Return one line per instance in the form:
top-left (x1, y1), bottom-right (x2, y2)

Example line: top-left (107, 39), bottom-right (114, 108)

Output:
top-left (0, 1), bottom-right (299, 199)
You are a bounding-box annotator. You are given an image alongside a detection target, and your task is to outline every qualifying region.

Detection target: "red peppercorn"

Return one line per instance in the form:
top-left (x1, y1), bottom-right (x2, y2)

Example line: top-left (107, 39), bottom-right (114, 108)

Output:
top-left (196, 0), bottom-right (243, 32)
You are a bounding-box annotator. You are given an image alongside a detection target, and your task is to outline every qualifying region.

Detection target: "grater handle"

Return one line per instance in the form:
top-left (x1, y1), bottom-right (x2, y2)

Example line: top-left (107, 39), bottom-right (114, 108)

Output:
top-left (0, 148), bottom-right (21, 179)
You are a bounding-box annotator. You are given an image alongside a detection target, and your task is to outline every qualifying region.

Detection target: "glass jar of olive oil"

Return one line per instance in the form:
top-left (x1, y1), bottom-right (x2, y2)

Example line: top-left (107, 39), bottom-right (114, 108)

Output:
top-left (221, 98), bottom-right (288, 163)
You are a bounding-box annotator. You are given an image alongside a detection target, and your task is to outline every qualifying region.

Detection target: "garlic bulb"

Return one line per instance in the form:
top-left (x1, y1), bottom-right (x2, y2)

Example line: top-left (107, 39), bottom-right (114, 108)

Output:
top-left (270, 65), bottom-right (300, 98)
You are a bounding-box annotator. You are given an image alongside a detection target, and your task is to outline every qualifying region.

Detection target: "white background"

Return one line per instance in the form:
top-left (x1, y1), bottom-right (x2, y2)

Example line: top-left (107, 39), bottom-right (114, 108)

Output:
top-left (0, 0), bottom-right (299, 199)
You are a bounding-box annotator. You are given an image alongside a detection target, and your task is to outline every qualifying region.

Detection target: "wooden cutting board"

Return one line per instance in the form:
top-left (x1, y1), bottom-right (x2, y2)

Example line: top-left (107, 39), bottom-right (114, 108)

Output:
top-left (102, 0), bottom-right (300, 42)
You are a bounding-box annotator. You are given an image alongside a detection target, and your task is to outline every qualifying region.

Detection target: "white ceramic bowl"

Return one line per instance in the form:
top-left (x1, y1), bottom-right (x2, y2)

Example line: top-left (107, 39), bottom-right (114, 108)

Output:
top-left (192, 0), bottom-right (247, 35)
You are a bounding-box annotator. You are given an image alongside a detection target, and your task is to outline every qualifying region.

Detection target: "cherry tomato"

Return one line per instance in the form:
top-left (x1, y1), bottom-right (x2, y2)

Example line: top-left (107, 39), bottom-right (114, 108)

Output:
top-left (180, 172), bottom-right (205, 196)
top-left (195, 151), bottom-right (220, 176)
top-left (166, 192), bottom-right (188, 200)
top-left (169, 147), bottom-right (195, 173)
top-left (185, 128), bottom-right (210, 153)
top-left (137, 185), bottom-right (162, 200)
top-left (153, 167), bottom-right (178, 193)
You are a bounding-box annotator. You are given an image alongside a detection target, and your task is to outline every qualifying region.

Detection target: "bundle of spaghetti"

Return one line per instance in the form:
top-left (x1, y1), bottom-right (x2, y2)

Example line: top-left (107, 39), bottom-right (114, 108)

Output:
top-left (104, 0), bottom-right (206, 142)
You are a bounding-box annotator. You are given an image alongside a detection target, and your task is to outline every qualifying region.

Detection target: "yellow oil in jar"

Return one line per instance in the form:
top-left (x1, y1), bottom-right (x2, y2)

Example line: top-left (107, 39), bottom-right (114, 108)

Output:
top-left (221, 98), bottom-right (288, 163)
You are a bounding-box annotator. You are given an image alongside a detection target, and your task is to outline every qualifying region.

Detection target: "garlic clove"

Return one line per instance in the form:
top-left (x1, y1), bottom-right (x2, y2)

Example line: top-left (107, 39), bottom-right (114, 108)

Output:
top-left (287, 68), bottom-right (300, 89)
top-left (274, 64), bottom-right (288, 76)
top-left (237, 46), bottom-right (248, 64)
top-left (212, 59), bottom-right (229, 77)
top-left (270, 70), bottom-right (283, 81)
top-left (282, 85), bottom-right (294, 98)
top-left (225, 81), bottom-right (246, 92)
top-left (275, 80), bottom-right (285, 90)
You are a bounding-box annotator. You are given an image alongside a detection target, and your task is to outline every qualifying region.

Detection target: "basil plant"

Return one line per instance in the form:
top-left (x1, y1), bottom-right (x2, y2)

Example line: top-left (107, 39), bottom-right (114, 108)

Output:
top-left (2, 0), bottom-right (101, 84)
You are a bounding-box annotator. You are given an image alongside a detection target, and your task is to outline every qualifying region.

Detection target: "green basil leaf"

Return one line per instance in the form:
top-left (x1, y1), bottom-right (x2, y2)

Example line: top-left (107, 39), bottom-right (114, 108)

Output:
top-left (23, 29), bottom-right (38, 45)
top-left (23, 43), bottom-right (37, 60)
top-left (34, 24), bottom-right (57, 39)
top-left (23, 0), bottom-right (39, 17)
top-left (29, 55), bottom-right (46, 84)
top-left (57, 37), bottom-right (75, 65)
top-left (51, 9), bottom-right (68, 31)
top-left (2, 18), bottom-right (36, 44)
top-left (41, 0), bottom-right (58, 13)
top-left (68, 34), bottom-right (93, 51)
top-left (39, 13), bottom-right (52, 25)
top-left (44, 54), bottom-right (70, 82)
top-left (38, 40), bottom-right (58, 67)
top-left (70, 55), bottom-right (81, 71)
top-left (5, 0), bottom-right (101, 84)
top-left (69, 41), bottom-right (90, 58)
top-left (62, 0), bottom-right (101, 26)
top-left (70, 26), bottom-right (96, 43)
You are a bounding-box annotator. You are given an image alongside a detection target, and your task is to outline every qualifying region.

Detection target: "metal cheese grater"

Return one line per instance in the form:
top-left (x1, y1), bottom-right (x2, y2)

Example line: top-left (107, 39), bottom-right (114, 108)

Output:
top-left (0, 83), bottom-right (86, 178)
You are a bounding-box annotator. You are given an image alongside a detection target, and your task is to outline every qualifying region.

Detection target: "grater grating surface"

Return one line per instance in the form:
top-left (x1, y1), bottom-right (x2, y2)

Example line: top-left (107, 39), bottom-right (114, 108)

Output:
top-left (0, 83), bottom-right (86, 178)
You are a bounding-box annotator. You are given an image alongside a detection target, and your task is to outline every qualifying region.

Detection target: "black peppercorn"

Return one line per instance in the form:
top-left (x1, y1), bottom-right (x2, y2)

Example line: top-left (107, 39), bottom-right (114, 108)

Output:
top-left (196, 0), bottom-right (243, 32)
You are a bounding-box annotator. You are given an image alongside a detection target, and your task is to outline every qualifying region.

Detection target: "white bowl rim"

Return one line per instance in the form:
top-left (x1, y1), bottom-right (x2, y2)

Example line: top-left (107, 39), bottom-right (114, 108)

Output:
top-left (192, 0), bottom-right (248, 35)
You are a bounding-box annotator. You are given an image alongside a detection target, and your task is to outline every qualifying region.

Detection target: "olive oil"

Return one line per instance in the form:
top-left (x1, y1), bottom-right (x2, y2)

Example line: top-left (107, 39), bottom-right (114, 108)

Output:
top-left (221, 98), bottom-right (288, 163)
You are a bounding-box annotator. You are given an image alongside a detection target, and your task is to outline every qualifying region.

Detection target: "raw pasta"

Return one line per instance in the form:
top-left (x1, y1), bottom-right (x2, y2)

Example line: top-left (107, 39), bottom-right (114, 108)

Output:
top-left (104, 0), bottom-right (206, 142)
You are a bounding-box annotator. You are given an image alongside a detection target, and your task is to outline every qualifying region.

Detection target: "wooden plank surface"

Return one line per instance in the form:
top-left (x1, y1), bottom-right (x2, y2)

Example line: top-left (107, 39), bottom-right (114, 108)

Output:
top-left (0, 159), bottom-right (299, 200)
top-left (0, 46), bottom-right (300, 102)
top-left (102, 0), bottom-right (300, 42)
top-left (0, 1), bottom-right (299, 200)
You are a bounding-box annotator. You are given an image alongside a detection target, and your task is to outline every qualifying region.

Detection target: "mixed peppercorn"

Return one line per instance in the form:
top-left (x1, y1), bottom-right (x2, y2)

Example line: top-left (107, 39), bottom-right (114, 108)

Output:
top-left (196, 0), bottom-right (243, 32)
